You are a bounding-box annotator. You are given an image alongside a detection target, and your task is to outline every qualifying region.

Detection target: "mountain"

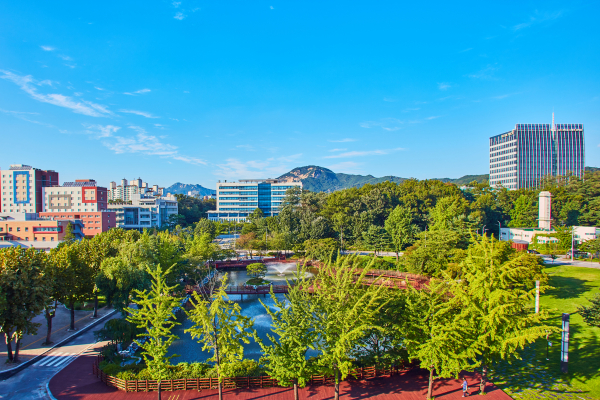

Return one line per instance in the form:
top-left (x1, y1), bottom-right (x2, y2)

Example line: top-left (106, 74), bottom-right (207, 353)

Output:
top-left (585, 166), bottom-right (600, 172)
top-left (277, 166), bottom-right (488, 192)
top-left (164, 183), bottom-right (216, 196)
top-left (435, 174), bottom-right (489, 185)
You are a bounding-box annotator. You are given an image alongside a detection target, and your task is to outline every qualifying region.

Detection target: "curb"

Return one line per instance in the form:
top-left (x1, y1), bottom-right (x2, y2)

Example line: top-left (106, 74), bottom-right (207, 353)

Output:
top-left (0, 309), bottom-right (117, 381)
top-left (45, 340), bottom-right (99, 400)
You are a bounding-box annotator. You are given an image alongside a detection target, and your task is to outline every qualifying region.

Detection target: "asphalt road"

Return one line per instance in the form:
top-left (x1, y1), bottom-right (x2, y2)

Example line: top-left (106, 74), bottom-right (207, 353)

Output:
top-left (0, 313), bottom-right (120, 400)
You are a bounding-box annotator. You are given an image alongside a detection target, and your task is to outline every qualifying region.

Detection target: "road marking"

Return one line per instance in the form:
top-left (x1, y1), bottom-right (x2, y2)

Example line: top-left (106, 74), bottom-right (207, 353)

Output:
top-left (45, 353), bottom-right (75, 367)
top-left (52, 354), bottom-right (76, 367)
top-left (34, 352), bottom-right (65, 367)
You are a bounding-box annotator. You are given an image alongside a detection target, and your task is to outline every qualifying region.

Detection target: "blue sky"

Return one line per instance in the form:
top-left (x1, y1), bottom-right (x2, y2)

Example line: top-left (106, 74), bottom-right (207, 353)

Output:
top-left (1, 1), bottom-right (599, 188)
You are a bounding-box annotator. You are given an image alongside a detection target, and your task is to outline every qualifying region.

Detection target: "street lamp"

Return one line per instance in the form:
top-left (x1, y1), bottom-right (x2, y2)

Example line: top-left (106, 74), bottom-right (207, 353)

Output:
top-left (498, 221), bottom-right (501, 239)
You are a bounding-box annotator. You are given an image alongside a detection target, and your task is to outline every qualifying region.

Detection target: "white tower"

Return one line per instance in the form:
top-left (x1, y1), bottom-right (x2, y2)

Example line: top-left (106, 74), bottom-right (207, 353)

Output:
top-left (538, 191), bottom-right (552, 230)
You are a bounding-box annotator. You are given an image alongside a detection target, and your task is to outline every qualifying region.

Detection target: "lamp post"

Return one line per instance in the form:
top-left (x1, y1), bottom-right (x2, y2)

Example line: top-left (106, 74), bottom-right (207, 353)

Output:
top-left (571, 228), bottom-right (575, 262)
top-left (498, 221), bottom-right (501, 239)
top-left (561, 313), bottom-right (570, 373)
top-left (482, 225), bottom-right (487, 236)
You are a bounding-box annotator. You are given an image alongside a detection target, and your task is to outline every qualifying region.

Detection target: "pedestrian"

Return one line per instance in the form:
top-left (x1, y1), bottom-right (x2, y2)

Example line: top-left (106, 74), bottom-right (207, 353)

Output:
top-left (462, 377), bottom-right (469, 397)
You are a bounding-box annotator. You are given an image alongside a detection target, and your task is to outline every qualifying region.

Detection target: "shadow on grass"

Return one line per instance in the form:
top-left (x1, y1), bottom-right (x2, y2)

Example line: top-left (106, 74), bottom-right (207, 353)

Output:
top-left (546, 275), bottom-right (592, 300)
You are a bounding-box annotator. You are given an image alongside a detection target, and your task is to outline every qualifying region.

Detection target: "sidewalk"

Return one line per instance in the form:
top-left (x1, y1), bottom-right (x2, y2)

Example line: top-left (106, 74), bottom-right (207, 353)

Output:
top-left (49, 344), bottom-right (511, 400)
top-left (0, 305), bottom-right (116, 372)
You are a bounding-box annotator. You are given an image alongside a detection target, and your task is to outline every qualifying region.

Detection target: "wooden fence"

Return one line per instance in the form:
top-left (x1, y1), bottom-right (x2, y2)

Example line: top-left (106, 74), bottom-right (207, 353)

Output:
top-left (92, 358), bottom-right (407, 393)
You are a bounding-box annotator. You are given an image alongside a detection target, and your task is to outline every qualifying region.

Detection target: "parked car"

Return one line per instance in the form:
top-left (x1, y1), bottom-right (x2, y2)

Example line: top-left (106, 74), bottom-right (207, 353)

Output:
top-left (527, 249), bottom-right (540, 255)
top-left (566, 250), bottom-right (590, 258)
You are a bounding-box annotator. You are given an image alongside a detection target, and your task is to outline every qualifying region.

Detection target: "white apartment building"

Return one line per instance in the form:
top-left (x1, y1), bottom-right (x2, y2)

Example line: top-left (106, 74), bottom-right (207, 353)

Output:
top-left (108, 178), bottom-right (164, 202)
top-left (108, 193), bottom-right (178, 230)
top-left (207, 179), bottom-right (302, 222)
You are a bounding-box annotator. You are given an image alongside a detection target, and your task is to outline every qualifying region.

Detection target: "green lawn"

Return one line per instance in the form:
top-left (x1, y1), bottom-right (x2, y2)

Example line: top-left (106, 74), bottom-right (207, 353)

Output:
top-left (492, 264), bottom-right (600, 400)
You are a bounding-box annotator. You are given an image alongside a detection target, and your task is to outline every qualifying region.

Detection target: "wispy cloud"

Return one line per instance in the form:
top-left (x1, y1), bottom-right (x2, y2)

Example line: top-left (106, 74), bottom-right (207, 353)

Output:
top-left (383, 97), bottom-right (397, 102)
top-left (58, 55), bottom-right (72, 61)
top-left (40, 46), bottom-right (55, 51)
top-left (216, 154), bottom-right (303, 179)
top-left (0, 108), bottom-right (57, 129)
top-left (0, 70), bottom-right (112, 117)
top-left (270, 5), bottom-right (274, 9)
top-left (119, 109), bottom-right (160, 118)
top-left (326, 161), bottom-right (362, 174)
top-left (329, 148), bottom-right (347, 152)
top-left (438, 82), bottom-right (451, 90)
top-left (236, 144), bottom-right (255, 151)
top-left (459, 48), bottom-right (473, 53)
top-left (467, 64), bottom-right (498, 80)
top-left (84, 124), bottom-right (206, 165)
top-left (172, 1), bottom-right (200, 20)
top-left (124, 88), bottom-right (151, 96)
top-left (174, 12), bottom-right (186, 20)
top-left (360, 118), bottom-right (403, 131)
top-left (402, 108), bottom-right (420, 112)
top-left (324, 148), bottom-right (404, 159)
top-left (512, 10), bottom-right (563, 31)
top-left (426, 116), bottom-right (441, 120)
top-left (328, 138), bottom-right (356, 143)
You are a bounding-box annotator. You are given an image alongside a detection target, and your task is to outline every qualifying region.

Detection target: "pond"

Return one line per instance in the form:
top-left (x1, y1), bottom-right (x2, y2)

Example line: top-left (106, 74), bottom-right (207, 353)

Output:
top-left (168, 262), bottom-right (314, 364)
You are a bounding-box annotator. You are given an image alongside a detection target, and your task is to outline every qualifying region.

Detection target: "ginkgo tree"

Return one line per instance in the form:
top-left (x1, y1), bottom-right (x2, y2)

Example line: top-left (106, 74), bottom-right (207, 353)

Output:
top-left (257, 267), bottom-right (317, 400)
top-left (185, 274), bottom-right (253, 400)
top-left (126, 263), bottom-right (181, 400)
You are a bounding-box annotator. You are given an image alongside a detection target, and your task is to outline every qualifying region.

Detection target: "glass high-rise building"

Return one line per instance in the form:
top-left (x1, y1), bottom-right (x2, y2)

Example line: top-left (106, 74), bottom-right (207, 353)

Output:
top-left (489, 117), bottom-right (584, 190)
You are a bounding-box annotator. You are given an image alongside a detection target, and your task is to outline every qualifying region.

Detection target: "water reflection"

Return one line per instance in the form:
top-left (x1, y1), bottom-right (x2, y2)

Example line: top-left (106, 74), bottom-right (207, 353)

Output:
top-left (169, 262), bottom-right (312, 364)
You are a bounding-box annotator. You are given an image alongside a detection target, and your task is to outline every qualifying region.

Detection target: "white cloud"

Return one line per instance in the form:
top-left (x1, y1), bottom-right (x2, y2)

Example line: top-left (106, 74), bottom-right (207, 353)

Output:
top-left (426, 116), bottom-right (441, 120)
top-left (40, 46), bottom-right (55, 51)
top-left (0, 108), bottom-right (56, 128)
top-left (459, 48), bottom-right (473, 53)
top-left (84, 124), bottom-right (120, 138)
top-left (328, 138), bottom-right (356, 143)
top-left (119, 109), bottom-right (160, 118)
top-left (467, 65), bottom-right (498, 80)
top-left (94, 86), bottom-right (105, 91)
top-left (59, 55), bottom-right (72, 61)
top-left (324, 148), bottom-right (404, 159)
top-left (512, 10), bottom-right (563, 31)
top-left (84, 124), bottom-right (206, 165)
top-left (492, 92), bottom-right (521, 100)
top-left (326, 161), bottom-right (362, 174)
top-left (174, 12), bottom-right (186, 20)
top-left (124, 88), bottom-right (151, 95)
top-left (270, 5), bottom-right (274, 9)
top-left (438, 82), bottom-right (451, 90)
top-left (0, 70), bottom-right (112, 117)
top-left (402, 108), bottom-right (420, 112)
top-left (329, 148), bottom-right (347, 152)
top-left (236, 144), bottom-right (255, 151)
top-left (172, 1), bottom-right (181, 7)
top-left (215, 154), bottom-right (302, 179)
top-left (360, 118), bottom-right (403, 131)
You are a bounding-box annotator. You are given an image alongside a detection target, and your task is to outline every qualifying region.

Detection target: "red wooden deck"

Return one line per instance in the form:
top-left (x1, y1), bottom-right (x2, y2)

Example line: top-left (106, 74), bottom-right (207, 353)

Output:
top-left (49, 352), bottom-right (512, 400)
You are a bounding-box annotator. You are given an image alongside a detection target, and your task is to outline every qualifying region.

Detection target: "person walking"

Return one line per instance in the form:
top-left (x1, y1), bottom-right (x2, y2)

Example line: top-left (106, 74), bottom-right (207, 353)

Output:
top-left (462, 377), bottom-right (469, 397)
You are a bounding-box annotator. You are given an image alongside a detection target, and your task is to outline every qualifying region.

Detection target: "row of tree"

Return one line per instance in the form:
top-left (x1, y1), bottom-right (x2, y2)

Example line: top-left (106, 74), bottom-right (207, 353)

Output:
top-left (0, 224), bottom-right (233, 364)
top-left (123, 236), bottom-right (554, 400)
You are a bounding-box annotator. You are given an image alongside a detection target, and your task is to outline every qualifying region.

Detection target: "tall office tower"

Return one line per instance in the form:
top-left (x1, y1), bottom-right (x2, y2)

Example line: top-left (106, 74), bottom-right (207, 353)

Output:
top-left (489, 115), bottom-right (584, 189)
top-left (0, 165), bottom-right (59, 213)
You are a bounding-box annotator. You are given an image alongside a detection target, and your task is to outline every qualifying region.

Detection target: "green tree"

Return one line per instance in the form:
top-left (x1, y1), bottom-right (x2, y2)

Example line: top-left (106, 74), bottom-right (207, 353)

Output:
top-left (304, 238), bottom-right (339, 262)
top-left (185, 275), bottom-right (253, 400)
top-left (63, 222), bottom-right (76, 241)
top-left (246, 263), bottom-right (267, 281)
top-left (185, 232), bottom-right (222, 267)
top-left (508, 194), bottom-right (537, 228)
top-left (454, 236), bottom-right (559, 393)
top-left (403, 229), bottom-right (466, 276)
top-left (0, 247), bottom-right (51, 363)
top-left (385, 205), bottom-right (418, 260)
top-left (126, 264), bottom-right (181, 400)
top-left (311, 256), bottom-right (389, 400)
top-left (579, 238), bottom-right (600, 261)
top-left (404, 277), bottom-right (476, 400)
top-left (258, 269), bottom-right (317, 400)
top-left (579, 294), bottom-right (600, 327)
top-left (361, 224), bottom-right (392, 255)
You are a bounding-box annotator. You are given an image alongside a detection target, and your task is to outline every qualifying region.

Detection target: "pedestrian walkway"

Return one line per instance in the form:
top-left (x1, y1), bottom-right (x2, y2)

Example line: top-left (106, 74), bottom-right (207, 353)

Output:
top-left (0, 305), bottom-right (115, 372)
top-left (49, 344), bottom-right (512, 399)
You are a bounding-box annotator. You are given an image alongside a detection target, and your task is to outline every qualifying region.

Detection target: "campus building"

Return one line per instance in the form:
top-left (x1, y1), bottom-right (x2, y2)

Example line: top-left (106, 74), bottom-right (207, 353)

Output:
top-left (39, 179), bottom-right (116, 237)
top-left (0, 213), bottom-right (84, 243)
top-left (489, 115), bottom-right (585, 190)
top-left (500, 191), bottom-right (598, 246)
top-left (108, 178), bottom-right (164, 202)
top-left (107, 193), bottom-right (178, 230)
top-left (207, 179), bottom-right (302, 222)
top-left (0, 164), bottom-right (59, 213)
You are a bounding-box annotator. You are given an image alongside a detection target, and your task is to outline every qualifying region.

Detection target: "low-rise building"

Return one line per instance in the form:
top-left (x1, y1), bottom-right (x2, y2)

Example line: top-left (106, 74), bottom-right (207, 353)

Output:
top-left (207, 179), bottom-right (302, 222)
top-left (107, 193), bottom-right (178, 230)
top-left (0, 213), bottom-right (84, 242)
top-left (40, 179), bottom-right (116, 237)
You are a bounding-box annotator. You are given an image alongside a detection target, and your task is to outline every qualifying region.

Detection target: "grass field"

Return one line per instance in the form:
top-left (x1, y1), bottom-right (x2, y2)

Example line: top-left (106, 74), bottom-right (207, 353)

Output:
top-left (492, 264), bottom-right (600, 399)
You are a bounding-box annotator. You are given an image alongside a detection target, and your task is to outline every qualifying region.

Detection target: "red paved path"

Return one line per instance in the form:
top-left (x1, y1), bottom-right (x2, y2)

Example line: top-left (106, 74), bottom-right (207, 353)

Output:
top-left (50, 352), bottom-right (512, 400)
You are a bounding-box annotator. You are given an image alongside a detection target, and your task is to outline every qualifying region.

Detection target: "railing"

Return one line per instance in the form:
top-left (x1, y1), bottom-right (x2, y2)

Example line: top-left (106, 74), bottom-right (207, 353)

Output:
top-left (92, 358), bottom-right (408, 393)
top-left (222, 285), bottom-right (289, 294)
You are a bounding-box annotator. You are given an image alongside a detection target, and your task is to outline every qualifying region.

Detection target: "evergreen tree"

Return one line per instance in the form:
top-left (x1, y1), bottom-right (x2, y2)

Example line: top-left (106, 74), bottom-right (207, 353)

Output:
top-left (579, 294), bottom-right (600, 327)
top-left (63, 222), bottom-right (76, 241)
top-left (185, 275), bottom-right (253, 400)
top-left (126, 263), bottom-right (181, 400)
